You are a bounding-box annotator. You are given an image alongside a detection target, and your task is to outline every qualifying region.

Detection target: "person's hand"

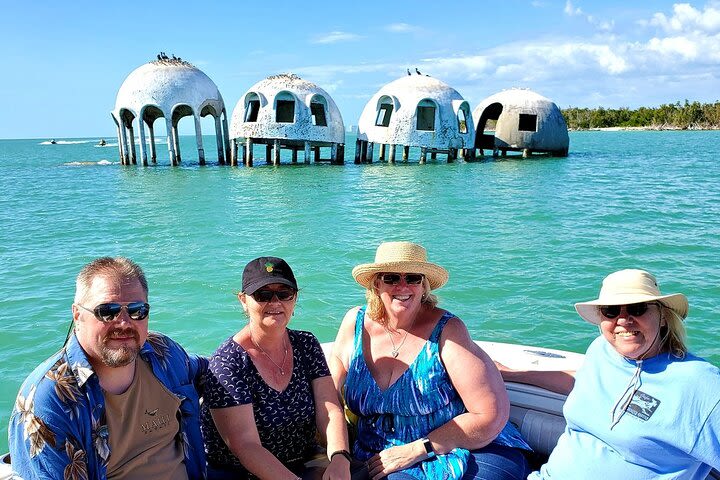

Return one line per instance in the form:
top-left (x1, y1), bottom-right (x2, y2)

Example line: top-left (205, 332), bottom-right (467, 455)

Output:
top-left (322, 453), bottom-right (351, 480)
top-left (366, 443), bottom-right (424, 480)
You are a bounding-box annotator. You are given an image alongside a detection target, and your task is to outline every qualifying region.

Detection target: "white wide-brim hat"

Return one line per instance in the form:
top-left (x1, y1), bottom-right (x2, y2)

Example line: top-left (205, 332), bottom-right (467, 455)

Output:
top-left (352, 241), bottom-right (449, 290)
top-left (575, 269), bottom-right (688, 325)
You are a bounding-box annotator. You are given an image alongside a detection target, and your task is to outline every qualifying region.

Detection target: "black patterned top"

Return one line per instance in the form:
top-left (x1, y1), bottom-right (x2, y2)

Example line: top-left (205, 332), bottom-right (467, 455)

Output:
top-left (201, 329), bottom-right (331, 475)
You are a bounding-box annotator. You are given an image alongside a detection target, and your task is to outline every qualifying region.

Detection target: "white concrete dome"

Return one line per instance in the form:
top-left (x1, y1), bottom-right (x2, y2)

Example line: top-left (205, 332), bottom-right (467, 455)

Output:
top-left (357, 75), bottom-right (474, 149)
top-left (473, 88), bottom-right (569, 155)
top-left (230, 73), bottom-right (344, 144)
top-left (112, 61), bottom-right (225, 123)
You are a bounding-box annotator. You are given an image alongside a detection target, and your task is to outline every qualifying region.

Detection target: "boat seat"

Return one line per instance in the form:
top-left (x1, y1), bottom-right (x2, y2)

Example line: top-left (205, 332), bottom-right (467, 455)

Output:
top-left (504, 381), bottom-right (568, 466)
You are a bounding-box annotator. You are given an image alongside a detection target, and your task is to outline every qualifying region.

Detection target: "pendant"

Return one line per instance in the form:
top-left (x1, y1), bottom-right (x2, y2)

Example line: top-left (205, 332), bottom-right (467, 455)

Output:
top-left (391, 350), bottom-right (399, 358)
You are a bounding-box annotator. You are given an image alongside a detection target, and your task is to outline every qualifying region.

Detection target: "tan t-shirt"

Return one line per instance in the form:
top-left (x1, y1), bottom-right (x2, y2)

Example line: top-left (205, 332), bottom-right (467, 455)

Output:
top-left (104, 358), bottom-right (188, 480)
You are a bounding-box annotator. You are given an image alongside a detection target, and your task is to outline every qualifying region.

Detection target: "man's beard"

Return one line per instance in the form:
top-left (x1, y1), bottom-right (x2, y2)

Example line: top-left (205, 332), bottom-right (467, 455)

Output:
top-left (100, 328), bottom-right (141, 367)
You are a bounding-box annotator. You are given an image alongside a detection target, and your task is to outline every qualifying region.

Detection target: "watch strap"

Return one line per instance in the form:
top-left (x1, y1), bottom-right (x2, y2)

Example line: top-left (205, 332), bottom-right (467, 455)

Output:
top-left (421, 437), bottom-right (435, 459)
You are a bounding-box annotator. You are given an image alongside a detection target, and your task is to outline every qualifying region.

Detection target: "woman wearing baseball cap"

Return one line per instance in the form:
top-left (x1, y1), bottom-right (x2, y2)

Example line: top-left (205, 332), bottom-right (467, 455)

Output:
top-left (201, 257), bottom-right (351, 480)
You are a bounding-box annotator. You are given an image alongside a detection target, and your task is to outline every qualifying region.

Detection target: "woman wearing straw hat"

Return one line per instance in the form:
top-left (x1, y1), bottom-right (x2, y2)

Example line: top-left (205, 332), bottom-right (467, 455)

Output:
top-left (523, 269), bottom-right (720, 479)
top-left (201, 257), bottom-right (351, 480)
top-left (330, 242), bottom-right (531, 480)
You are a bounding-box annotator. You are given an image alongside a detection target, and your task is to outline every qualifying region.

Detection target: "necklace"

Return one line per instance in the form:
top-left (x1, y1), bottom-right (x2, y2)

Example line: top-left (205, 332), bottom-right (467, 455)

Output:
top-left (251, 333), bottom-right (288, 375)
top-left (384, 315), bottom-right (417, 358)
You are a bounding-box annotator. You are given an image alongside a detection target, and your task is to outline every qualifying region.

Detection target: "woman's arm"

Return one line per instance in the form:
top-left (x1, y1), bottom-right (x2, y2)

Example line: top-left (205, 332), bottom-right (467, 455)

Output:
top-left (210, 405), bottom-right (300, 480)
top-left (366, 315), bottom-right (512, 480)
top-left (422, 316), bottom-right (509, 452)
top-left (495, 361), bottom-right (576, 395)
top-left (313, 375), bottom-right (351, 480)
top-left (329, 307), bottom-right (360, 403)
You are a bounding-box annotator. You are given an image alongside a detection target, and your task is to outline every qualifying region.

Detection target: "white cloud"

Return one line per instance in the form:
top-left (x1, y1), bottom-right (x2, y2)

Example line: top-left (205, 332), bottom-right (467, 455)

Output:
top-left (564, 0), bottom-right (583, 16)
top-left (565, 0), bottom-right (615, 31)
top-left (385, 23), bottom-right (419, 33)
top-left (311, 31), bottom-right (362, 44)
top-left (648, 3), bottom-right (720, 33)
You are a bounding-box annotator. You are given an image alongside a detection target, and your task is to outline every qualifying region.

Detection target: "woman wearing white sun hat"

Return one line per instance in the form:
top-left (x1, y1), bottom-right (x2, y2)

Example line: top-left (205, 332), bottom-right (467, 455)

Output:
top-left (330, 241), bottom-right (531, 480)
top-left (527, 269), bottom-right (720, 479)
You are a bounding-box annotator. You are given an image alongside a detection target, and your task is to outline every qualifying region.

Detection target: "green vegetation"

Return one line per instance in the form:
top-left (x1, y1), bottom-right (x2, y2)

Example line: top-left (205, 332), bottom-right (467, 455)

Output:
top-left (561, 100), bottom-right (720, 130)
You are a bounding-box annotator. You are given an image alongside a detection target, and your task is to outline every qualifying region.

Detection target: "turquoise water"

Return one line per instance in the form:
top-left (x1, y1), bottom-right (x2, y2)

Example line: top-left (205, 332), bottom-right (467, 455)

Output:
top-left (1, 131), bottom-right (719, 452)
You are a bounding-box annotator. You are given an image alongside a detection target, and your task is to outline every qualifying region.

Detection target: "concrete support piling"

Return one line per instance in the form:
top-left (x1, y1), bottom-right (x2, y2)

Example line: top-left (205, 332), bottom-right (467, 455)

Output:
top-left (379, 144), bottom-right (386, 161)
top-left (420, 147), bottom-right (427, 164)
top-left (245, 138), bottom-right (254, 167)
top-left (138, 121), bottom-right (148, 166)
top-left (304, 142), bottom-right (311, 164)
top-left (265, 144), bottom-right (272, 164)
top-left (148, 125), bottom-right (157, 163)
top-left (128, 125), bottom-right (137, 165)
top-left (273, 140), bottom-right (280, 165)
top-left (313, 146), bottom-right (320, 162)
top-left (402, 145), bottom-right (409, 162)
top-left (354, 139), bottom-right (361, 164)
top-left (366, 143), bottom-right (374, 163)
top-left (215, 116), bottom-right (225, 165)
top-left (194, 115), bottom-right (205, 165)
top-left (388, 144), bottom-right (396, 163)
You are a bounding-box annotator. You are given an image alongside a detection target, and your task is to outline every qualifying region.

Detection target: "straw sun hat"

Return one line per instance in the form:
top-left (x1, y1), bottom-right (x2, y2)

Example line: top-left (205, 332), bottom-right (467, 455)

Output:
top-left (575, 269), bottom-right (689, 325)
top-left (352, 241), bottom-right (449, 290)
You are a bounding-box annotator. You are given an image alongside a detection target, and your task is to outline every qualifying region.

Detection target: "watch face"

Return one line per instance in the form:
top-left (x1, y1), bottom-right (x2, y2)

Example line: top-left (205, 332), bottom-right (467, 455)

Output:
top-left (423, 438), bottom-right (435, 457)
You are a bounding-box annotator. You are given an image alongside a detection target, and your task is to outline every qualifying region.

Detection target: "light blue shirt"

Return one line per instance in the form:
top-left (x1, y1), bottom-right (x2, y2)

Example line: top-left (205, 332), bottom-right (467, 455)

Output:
top-left (9, 332), bottom-right (208, 479)
top-left (530, 336), bottom-right (720, 479)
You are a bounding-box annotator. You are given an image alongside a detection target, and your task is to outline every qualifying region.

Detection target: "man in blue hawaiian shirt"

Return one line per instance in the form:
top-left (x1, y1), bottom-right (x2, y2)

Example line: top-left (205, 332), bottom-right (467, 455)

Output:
top-left (9, 257), bottom-right (207, 479)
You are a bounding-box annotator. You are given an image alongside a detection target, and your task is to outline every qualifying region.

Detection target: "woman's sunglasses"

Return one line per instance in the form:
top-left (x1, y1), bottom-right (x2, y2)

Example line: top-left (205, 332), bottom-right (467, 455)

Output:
top-left (599, 302), bottom-right (655, 319)
top-left (77, 302), bottom-right (150, 322)
top-left (379, 273), bottom-right (425, 286)
top-left (251, 288), bottom-right (296, 303)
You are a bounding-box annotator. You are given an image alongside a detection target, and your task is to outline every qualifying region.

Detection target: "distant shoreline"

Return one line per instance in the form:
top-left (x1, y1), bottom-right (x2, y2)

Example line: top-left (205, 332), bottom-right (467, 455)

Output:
top-left (571, 125), bottom-right (720, 132)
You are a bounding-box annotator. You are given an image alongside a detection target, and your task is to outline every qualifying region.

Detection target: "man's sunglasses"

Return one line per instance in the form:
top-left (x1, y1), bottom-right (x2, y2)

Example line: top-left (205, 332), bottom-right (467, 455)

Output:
top-left (599, 302), bottom-right (655, 319)
top-left (77, 302), bottom-right (151, 322)
top-left (251, 289), bottom-right (296, 303)
top-left (379, 273), bottom-right (425, 286)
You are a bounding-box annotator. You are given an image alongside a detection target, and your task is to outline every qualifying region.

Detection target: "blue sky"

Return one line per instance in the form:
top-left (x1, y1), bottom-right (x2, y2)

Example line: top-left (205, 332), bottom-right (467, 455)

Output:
top-left (1, 0), bottom-right (719, 139)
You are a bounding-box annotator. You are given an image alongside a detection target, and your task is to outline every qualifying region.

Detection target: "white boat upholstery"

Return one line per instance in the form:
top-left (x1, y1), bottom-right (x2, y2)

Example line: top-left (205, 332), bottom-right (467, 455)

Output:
top-left (505, 382), bottom-right (568, 466)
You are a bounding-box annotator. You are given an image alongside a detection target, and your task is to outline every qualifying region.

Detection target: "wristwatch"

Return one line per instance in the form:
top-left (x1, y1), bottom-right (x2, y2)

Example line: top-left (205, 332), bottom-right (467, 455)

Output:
top-left (421, 437), bottom-right (435, 459)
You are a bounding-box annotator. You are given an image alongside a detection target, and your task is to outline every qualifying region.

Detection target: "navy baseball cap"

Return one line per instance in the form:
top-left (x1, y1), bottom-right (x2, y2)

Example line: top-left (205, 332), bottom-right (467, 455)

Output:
top-left (242, 257), bottom-right (297, 295)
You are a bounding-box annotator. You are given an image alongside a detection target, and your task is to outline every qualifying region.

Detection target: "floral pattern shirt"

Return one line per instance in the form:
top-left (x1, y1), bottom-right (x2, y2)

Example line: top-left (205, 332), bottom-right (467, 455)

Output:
top-left (9, 331), bottom-right (208, 480)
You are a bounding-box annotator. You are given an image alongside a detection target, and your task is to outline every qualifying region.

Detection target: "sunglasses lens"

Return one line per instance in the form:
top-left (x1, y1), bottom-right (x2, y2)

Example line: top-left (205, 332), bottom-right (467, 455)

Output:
top-left (600, 305), bottom-right (621, 319)
top-left (627, 303), bottom-right (649, 316)
top-left (94, 303), bottom-right (122, 322)
top-left (600, 303), bottom-right (651, 319)
top-left (253, 290), bottom-right (274, 302)
top-left (127, 302), bottom-right (150, 320)
top-left (380, 274), bottom-right (401, 285)
top-left (275, 290), bottom-right (295, 301)
top-left (253, 289), bottom-right (295, 302)
top-left (405, 274), bottom-right (424, 285)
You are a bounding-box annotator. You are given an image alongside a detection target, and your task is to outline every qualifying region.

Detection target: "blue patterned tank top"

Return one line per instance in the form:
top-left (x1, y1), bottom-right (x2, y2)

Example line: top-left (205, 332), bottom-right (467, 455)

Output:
top-left (344, 307), bottom-right (530, 480)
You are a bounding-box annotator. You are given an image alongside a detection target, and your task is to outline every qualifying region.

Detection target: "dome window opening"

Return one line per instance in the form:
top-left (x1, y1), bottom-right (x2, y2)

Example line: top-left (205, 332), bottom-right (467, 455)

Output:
top-left (310, 101), bottom-right (327, 127)
top-left (519, 113), bottom-right (538, 132)
top-left (458, 108), bottom-right (468, 134)
top-left (245, 95), bottom-right (260, 122)
top-left (375, 103), bottom-right (393, 127)
top-left (275, 91), bottom-right (297, 123)
top-left (416, 100), bottom-right (436, 131)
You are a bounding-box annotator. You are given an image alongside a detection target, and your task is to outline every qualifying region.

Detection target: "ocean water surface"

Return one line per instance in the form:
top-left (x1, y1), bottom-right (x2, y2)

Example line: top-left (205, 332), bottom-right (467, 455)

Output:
top-left (1, 131), bottom-right (718, 452)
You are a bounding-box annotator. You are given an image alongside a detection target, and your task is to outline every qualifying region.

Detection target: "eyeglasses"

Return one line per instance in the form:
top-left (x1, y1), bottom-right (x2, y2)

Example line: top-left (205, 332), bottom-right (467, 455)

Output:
top-left (77, 302), bottom-right (150, 322)
top-left (251, 288), bottom-right (296, 303)
top-left (599, 302), bottom-right (654, 319)
top-left (379, 273), bottom-right (425, 286)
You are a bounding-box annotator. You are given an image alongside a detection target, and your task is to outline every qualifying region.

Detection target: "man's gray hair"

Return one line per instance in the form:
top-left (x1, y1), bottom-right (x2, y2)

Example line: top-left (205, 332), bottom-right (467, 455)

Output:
top-left (74, 257), bottom-right (148, 304)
